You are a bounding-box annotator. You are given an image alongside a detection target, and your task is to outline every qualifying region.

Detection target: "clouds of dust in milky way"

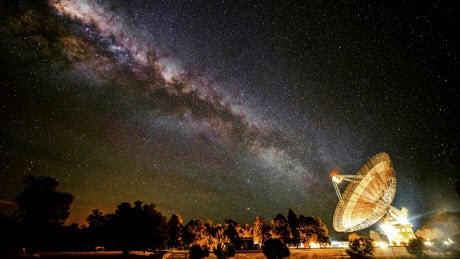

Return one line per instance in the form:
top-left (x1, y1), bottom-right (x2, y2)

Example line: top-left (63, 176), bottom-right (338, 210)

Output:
top-left (2, 0), bottom-right (324, 192)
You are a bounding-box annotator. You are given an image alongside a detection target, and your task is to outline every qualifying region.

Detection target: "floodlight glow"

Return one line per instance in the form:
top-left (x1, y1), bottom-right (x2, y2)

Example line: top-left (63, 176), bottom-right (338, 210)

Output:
top-left (378, 242), bottom-right (388, 248)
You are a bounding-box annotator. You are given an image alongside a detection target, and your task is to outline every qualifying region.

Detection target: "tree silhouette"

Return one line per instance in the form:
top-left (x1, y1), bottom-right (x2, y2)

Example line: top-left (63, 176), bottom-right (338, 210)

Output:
top-left (287, 209), bottom-right (300, 247)
top-left (13, 176), bottom-right (73, 225)
top-left (224, 219), bottom-right (240, 247)
top-left (297, 215), bottom-right (330, 248)
top-left (262, 239), bottom-right (290, 259)
top-left (13, 176), bottom-right (74, 252)
top-left (113, 201), bottom-right (168, 255)
top-left (298, 215), bottom-right (315, 248)
top-left (168, 214), bottom-right (183, 248)
top-left (86, 209), bottom-right (117, 250)
top-left (51, 223), bottom-right (89, 251)
top-left (83, 202), bottom-right (168, 253)
top-left (314, 217), bottom-right (331, 248)
top-left (271, 214), bottom-right (290, 244)
top-left (0, 212), bottom-right (18, 256)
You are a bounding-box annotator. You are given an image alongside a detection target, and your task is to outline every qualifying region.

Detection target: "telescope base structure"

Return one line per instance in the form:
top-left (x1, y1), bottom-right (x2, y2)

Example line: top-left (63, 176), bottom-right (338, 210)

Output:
top-left (381, 223), bottom-right (415, 246)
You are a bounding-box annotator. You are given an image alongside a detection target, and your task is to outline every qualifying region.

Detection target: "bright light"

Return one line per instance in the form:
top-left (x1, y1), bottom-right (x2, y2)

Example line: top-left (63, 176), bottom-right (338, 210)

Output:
top-left (378, 242), bottom-right (389, 248)
top-left (331, 241), bottom-right (348, 248)
top-left (381, 223), bottom-right (415, 246)
top-left (381, 223), bottom-right (397, 238)
top-left (310, 243), bottom-right (320, 248)
top-left (424, 241), bottom-right (433, 246)
top-left (330, 171), bottom-right (343, 184)
top-left (399, 218), bottom-right (409, 224)
top-left (443, 239), bottom-right (454, 246)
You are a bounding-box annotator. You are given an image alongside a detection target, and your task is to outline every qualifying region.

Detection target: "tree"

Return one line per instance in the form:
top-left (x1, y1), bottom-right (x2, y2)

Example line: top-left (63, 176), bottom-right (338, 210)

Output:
top-left (0, 212), bottom-right (18, 256)
top-left (254, 216), bottom-right (272, 244)
top-left (314, 218), bottom-right (331, 248)
top-left (348, 233), bottom-right (360, 241)
top-left (168, 214), bottom-right (183, 248)
top-left (13, 176), bottom-right (74, 251)
top-left (86, 209), bottom-right (115, 249)
top-left (209, 223), bottom-right (230, 249)
top-left (237, 223), bottom-right (253, 238)
top-left (183, 220), bottom-right (210, 247)
top-left (262, 239), bottom-right (290, 259)
top-left (112, 201), bottom-right (168, 254)
top-left (204, 222), bottom-right (214, 248)
top-left (224, 219), bottom-right (240, 247)
top-left (84, 201), bottom-right (168, 254)
top-left (317, 231), bottom-right (331, 248)
top-left (346, 237), bottom-right (374, 258)
top-left (296, 215), bottom-right (331, 248)
top-left (51, 223), bottom-right (89, 252)
top-left (298, 215), bottom-right (317, 248)
top-left (13, 176), bottom-right (73, 225)
top-left (287, 209), bottom-right (300, 247)
top-left (271, 214), bottom-right (290, 244)
top-left (189, 244), bottom-right (209, 259)
top-left (406, 238), bottom-right (425, 258)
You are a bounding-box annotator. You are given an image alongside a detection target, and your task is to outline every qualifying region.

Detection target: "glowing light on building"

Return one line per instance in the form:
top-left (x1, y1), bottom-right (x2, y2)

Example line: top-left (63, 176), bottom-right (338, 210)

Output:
top-left (376, 241), bottom-right (389, 248)
top-left (381, 221), bottom-right (415, 246)
top-left (379, 206), bottom-right (415, 246)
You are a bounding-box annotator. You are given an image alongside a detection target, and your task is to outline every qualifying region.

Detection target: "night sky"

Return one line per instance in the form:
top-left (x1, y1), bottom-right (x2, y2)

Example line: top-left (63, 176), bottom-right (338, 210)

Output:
top-left (0, 0), bottom-right (458, 229)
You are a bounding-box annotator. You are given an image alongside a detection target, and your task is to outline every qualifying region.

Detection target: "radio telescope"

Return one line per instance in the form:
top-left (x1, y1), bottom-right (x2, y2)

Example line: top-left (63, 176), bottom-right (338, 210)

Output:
top-left (331, 152), bottom-right (411, 233)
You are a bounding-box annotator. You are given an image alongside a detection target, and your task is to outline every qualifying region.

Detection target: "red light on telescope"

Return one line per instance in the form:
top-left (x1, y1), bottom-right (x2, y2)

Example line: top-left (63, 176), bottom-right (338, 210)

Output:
top-left (330, 171), bottom-right (338, 177)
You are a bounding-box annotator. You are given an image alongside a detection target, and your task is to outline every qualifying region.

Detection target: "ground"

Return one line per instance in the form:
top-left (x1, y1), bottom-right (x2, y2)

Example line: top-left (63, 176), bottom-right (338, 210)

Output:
top-left (8, 247), bottom-right (457, 259)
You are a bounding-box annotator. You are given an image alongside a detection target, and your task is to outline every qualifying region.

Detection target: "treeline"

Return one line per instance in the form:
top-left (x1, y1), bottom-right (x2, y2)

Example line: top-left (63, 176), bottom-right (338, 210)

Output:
top-left (0, 176), bottom-right (330, 255)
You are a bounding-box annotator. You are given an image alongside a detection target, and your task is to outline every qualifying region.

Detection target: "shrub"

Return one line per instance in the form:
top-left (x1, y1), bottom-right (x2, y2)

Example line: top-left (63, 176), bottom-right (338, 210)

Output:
top-left (346, 237), bottom-right (374, 258)
top-left (189, 245), bottom-right (209, 259)
top-left (262, 239), bottom-right (290, 259)
top-left (406, 238), bottom-right (425, 258)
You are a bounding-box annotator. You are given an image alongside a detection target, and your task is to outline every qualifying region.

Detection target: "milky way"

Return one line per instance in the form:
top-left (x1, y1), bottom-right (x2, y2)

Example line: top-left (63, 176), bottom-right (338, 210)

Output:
top-left (0, 1), bottom-right (458, 229)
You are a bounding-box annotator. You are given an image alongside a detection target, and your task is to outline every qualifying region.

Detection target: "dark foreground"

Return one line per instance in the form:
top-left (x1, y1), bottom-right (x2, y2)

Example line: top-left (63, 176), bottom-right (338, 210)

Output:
top-left (4, 247), bottom-right (459, 259)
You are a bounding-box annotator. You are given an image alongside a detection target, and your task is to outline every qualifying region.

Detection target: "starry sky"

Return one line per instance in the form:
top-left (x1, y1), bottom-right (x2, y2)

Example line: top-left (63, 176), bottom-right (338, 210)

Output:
top-left (0, 0), bottom-right (458, 229)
